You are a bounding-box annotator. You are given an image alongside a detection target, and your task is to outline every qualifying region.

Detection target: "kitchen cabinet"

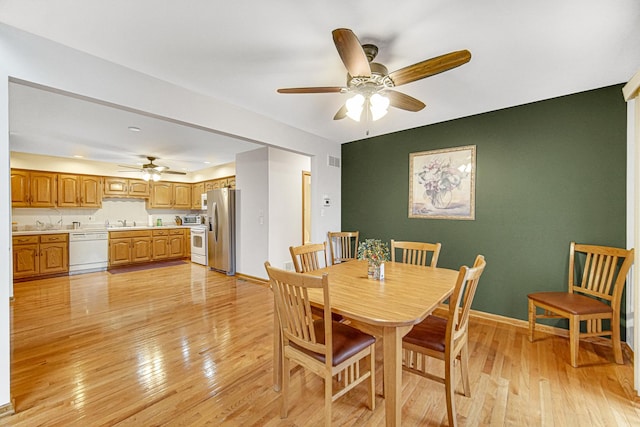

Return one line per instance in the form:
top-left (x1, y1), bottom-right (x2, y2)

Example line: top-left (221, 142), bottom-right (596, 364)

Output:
top-left (103, 177), bottom-right (150, 198)
top-left (152, 228), bottom-right (186, 260)
top-left (12, 234), bottom-right (69, 280)
top-left (168, 229), bottom-right (186, 258)
top-left (191, 182), bottom-right (205, 209)
top-left (203, 176), bottom-right (235, 192)
top-left (109, 230), bottom-right (152, 267)
top-left (148, 182), bottom-right (192, 209)
top-left (57, 174), bottom-right (103, 208)
top-left (152, 229), bottom-right (170, 260)
top-left (11, 169), bottom-right (57, 208)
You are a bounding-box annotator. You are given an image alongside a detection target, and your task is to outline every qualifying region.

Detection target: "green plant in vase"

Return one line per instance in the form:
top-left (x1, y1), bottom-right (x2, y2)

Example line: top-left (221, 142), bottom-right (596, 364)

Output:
top-left (357, 239), bottom-right (390, 280)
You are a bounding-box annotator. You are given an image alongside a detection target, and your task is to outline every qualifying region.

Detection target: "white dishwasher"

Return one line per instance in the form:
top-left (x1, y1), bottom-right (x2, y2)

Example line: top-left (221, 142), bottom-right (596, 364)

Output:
top-left (69, 231), bottom-right (109, 275)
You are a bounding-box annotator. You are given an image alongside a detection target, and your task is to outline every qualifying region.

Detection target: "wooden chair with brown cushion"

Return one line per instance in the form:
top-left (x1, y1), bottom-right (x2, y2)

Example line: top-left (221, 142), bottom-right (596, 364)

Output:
top-left (265, 262), bottom-right (376, 426)
top-left (528, 242), bottom-right (634, 367)
top-left (327, 231), bottom-right (359, 265)
top-left (391, 239), bottom-right (442, 267)
top-left (289, 242), bottom-right (328, 273)
top-left (402, 255), bottom-right (486, 427)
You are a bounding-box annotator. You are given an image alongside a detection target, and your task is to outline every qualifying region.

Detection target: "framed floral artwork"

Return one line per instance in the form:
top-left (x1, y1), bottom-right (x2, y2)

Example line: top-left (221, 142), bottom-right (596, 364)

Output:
top-left (409, 145), bottom-right (476, 220)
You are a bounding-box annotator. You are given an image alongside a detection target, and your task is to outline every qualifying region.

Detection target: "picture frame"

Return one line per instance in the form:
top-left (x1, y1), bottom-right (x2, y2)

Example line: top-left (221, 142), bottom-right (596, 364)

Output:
top-left (408, 145), bottom-right (476, 220)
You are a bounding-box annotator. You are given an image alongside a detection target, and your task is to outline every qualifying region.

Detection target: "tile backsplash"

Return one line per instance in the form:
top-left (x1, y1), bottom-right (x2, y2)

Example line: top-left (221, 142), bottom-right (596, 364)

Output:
top-left (12, 198), bottom-right (199, 230)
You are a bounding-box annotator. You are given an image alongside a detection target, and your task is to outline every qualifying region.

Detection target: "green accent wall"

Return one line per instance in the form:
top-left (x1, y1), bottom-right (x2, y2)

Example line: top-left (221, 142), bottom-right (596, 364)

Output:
top-left (341, 84), bottom-right (627, 328)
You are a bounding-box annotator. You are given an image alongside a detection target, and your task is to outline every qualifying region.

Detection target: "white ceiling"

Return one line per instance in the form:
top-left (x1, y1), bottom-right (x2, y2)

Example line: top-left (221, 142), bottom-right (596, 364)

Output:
top-left (2, 0), bottom-right (640, 171)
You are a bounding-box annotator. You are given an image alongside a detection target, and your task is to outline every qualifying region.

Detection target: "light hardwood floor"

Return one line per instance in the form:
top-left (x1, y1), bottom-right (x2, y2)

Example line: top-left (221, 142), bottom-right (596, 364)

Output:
top-left (1, 262), bottom-right (639, 426)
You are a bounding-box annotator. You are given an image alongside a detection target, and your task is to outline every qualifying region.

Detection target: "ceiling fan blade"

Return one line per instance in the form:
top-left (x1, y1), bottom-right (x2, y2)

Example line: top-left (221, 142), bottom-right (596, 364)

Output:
top-left (333, 104), bottom-right (347, 120)
top-left (118, 165), bottom-right (140, 170)
top-left (277, 87), bottom-right (344, 94)
top-left (385, 90), bottom-right (426, 112)
top-left (388, 50), bottom-right (471, 86)
top-left (164, 170), bottom-right (187, 175)
top-left (332, 28), bottom-right (371, 78)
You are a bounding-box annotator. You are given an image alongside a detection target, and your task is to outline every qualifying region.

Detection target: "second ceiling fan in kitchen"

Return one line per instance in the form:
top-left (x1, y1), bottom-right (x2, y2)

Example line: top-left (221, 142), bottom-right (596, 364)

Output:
top-left (277, 28), bottom-right (472, 123)
top-left (118, 156), bottom-right (186, 182)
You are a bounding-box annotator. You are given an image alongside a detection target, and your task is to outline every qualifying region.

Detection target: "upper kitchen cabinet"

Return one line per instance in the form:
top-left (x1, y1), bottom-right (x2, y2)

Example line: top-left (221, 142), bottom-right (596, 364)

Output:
top-left (57, 174), bottom-right (103, 208)
top-left (148, 182), bottom-right (192, 209)
top-left (103, 177), bottom-right (150, 198)
top-left (11, 169), bottom-right (57, 208)
top-left (203, 176), bottom-right (235, 192)
top-left (191, 182), bottom-right (205, 209)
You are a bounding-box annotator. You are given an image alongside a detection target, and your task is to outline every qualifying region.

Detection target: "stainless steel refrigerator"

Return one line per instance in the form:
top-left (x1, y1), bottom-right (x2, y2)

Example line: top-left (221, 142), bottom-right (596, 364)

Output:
top-left (207, 188), bottom-right (236, 275)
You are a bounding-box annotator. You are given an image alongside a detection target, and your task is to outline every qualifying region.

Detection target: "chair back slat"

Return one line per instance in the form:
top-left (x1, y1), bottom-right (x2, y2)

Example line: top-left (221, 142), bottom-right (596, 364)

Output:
top-left (290, 242), bottom-right (328, 273)
top-left (328, 231), bottom-right (359, 265)
top-left (449, 255), bottom-right (486, 343)
top-left (571, 243), bottom-right (634, 306)
top-left (266, 262), bottom-right (329, 356)
top-left (390, 239), bottom-right (441, 267)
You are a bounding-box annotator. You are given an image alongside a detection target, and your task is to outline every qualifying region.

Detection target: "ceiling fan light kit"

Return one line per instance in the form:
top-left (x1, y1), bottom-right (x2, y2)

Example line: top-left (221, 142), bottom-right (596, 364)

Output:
top-left (277, 28), bottom-right (471, 125)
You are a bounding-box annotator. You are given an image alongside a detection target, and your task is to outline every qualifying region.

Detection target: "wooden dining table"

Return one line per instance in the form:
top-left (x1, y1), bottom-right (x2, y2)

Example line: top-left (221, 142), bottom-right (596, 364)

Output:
top-left (272, 259), bottom-right (459, 427)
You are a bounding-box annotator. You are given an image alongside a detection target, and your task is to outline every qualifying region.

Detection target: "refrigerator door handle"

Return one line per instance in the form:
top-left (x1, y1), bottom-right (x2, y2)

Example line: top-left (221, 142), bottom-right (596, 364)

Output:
top-left (213, 202), bottom-right (218, 243)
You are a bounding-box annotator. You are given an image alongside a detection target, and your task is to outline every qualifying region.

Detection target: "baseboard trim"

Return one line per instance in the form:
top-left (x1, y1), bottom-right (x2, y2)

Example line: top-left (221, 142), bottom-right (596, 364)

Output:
top-left (469, 308), bottom-right (637, 356)
top-left (469, 308), bottom-right (569, 337)
top-left (235, 273), bottom-right (268, 287)
top-left (0, 399), bottom-right (15, 419)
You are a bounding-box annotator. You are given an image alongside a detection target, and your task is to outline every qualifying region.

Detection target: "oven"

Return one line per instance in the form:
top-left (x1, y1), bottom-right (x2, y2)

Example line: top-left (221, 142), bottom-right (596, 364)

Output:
top-left (190, 225), bottom-right (207, 265)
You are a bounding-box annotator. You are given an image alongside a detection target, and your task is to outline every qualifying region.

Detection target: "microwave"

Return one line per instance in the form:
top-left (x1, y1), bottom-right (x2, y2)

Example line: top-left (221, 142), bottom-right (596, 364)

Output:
top-left (201, 193), bottom-right (207, 211)
top-left (182, 214), bottom-right (203, 225)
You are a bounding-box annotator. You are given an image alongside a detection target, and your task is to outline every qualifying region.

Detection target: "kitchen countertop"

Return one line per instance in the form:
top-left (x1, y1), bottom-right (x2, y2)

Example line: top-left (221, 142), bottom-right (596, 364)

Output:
top-left (13, 225), bottom-right (195, 236)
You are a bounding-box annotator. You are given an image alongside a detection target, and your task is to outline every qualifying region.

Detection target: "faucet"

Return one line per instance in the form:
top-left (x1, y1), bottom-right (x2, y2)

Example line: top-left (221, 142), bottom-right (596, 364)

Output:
top-left (118, 219), bottom-right (127, 227)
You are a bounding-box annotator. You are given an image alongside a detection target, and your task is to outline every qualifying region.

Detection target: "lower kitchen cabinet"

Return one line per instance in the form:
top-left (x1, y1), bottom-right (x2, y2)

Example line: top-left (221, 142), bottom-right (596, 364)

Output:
top-left (152, 228), bottom-right (185, 260)
top-left (13, 234), bottom-right (69, 280)
top-left (110, 228), bottom-right (188, 267)
top-left (109, 230), bottom-right (152, 267)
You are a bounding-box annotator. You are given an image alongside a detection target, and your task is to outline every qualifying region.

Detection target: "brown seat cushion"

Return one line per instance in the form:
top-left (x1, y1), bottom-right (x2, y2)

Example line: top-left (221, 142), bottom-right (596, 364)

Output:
top-left (528, 292), bottom-right (612, 315)
top-left (291, 319), bottom-right (375, 366)
top-left (403, 315), bottom-right (448, 353)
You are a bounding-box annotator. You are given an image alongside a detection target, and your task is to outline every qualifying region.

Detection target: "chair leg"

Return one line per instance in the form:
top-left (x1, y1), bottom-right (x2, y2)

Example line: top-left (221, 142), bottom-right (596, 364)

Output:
top-left (459, 345), bottom-right (471, 397)
top-left (611, 315), bottom-right (624, 364)
top-left (528, 299), bottom-right (536, 342)
top-left (281, 355), bottom-right (289, 418)
top-left (444, 351), bottom-right (458, 427)
top-left (569, 315), bottom-right (580, 368)
top-left (324, 375), bottom-right (332, 427)
top-left (367, 349), bottom-right (376, 410)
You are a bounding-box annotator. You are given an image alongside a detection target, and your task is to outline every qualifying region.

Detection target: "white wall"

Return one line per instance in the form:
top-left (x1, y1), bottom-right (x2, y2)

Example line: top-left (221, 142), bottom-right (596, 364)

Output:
top-left (235, 147), bottom-right (311, 279)
top-left (235, 148), bottom-right (269, 278)
top-left (268, 147), bottom-right (311, 271)
top-left (0, 22), bottom-right (341, 410)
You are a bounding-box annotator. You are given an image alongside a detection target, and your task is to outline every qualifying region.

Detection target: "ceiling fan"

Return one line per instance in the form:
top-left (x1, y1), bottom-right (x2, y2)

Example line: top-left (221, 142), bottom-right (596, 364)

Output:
top-left (118, 156), bottom-right (186, 181)
top-left (277, 28), bottom-right (471, 122)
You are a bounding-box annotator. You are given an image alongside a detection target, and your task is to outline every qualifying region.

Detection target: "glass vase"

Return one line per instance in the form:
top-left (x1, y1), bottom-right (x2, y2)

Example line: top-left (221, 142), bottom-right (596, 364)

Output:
top-left (367, 261), bottom-right (384, 280)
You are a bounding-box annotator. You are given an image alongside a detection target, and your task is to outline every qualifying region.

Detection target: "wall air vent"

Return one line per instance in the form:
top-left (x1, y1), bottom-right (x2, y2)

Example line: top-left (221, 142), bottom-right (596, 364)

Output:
top-left (327, 155), bottom-right (341, 168)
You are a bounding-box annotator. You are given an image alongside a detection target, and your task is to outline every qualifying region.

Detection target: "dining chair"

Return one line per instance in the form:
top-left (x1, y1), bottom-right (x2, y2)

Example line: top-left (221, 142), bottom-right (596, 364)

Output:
top-left (528, 242), bottom-right (634, 367)
top-left (327, 231), bottom-right (359, 265)
top-left (290, 241), bottom-right (342, 322)
top-left (265, 262), bottom-right (376, 426)
top-left (402, 255), bottom-right (486, 427)
top-left (390, 239), bottom-right (442, 267)
top-left (289, 242), bottom-right (328, 273)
